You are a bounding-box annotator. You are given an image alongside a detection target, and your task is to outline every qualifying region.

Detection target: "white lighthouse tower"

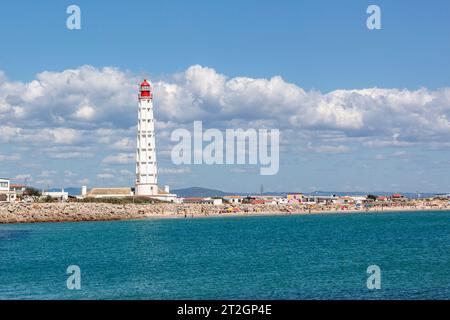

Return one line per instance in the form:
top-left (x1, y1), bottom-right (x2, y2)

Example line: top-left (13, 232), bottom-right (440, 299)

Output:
top-left (135, 79), bottom-right (158, 196)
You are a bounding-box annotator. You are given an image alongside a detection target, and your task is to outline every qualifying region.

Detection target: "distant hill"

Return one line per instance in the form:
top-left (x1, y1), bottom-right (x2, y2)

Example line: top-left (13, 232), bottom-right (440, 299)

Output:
top-left (172, 187), bottom-right (229, 198)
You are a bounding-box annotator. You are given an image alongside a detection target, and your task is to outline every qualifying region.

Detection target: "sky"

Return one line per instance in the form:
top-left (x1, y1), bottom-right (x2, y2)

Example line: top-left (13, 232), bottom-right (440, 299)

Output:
top-left (0, 0), bottom-right (450, 193)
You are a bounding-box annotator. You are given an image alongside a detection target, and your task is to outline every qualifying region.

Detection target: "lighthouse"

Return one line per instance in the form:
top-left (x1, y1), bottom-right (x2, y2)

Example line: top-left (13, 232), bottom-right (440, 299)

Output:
top-left (135, 79), bottom-right (158, 196)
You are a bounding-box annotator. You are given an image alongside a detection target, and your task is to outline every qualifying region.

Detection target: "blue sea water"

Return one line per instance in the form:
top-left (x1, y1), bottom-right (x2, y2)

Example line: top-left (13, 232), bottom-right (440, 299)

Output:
top-left (1, 211), bottom-right (450, 300)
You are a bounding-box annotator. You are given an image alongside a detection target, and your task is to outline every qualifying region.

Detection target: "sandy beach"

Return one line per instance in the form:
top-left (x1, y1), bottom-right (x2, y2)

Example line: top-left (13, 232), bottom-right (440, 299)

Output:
top-left (1, 200), bottom-right (449, 224)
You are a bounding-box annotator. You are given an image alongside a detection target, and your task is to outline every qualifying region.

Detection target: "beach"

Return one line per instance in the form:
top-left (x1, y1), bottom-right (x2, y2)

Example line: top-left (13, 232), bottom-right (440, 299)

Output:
top-left (1, 200), bottom-right (449, 224)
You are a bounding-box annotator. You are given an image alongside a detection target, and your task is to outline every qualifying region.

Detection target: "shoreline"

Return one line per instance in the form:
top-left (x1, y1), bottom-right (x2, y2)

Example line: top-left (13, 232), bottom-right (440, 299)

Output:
top-left (1, 202), bottom-right (450, 225)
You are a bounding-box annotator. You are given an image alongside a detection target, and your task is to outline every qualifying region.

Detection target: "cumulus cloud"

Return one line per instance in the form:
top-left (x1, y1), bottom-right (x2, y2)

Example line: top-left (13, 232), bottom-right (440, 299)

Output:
top-left (1, 64), bottom-right (449, 151)
top-left (154, 66), bottom-right (450, 145)
top-left (146, 66), bottom-right (450, 159)
top-left (72, 105), bottom-right (95, 121)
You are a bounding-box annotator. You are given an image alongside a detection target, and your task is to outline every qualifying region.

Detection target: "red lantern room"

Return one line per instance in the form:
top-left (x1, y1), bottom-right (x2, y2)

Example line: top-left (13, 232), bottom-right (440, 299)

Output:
top-left (139, 79), bottom-right (152, 99)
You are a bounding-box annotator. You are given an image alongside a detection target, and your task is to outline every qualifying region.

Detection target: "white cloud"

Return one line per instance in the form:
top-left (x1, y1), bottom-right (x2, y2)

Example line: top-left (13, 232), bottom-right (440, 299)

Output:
top-left (0, 154), bottom-right (21, 161)
top-left (36, 179), bottom-right (53, 186)
top-left (159, 167), bottom-right (192, 174)
top-left (102, 153), bottom-right (134, 164)
top-left (97, 173), bottom-right (114, 179)
top-left (1, 64), bottom-right (449, 151)
top-left (48, 152), bottom-right (93, 159)
top-left (39, 170), bottom-right (57, 177)
top-left (311, 145), bottom-right (351, 154)
top-left (145, 66), bottom-right (450, 156)
top-left (72, 105), bottom-right (95, 120)
top-left (64, 170), bottom-right (76, 177)
top-left (393, 151), bottom-right (407, 157)
top-left (112, 138), bottom-right (135, 151)
top-left (78, 178), bottom-right (90, 185)
top-left (119, 169), bottom-right (134, 176)
top-left (14, 174), bottom-right (32, 181)
top-left (228, 167), bottom-right (259, 174)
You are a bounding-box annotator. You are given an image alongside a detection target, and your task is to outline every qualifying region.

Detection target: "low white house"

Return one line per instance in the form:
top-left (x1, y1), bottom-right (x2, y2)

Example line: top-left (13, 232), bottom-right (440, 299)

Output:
top-left (148, 186), bottom-right (180, 203)
top-left (275, 197), bottom-right (289, 204)
top-left (10, 184), bottom-right (26, 195)
top-left (86, 187), bottom-right (133, 199)
top-left (183, 197), bottom-right (223, 205)
top-left (223, 196), bottom-right (244, 204)
top-left (350, 196), bottom-right (368, 205)
top-left (41, 188), bottom-right (69, 202)
top-left (0, 178), bottom-right (16, 202)
top-left (0, 178), bottom-right (9, 192)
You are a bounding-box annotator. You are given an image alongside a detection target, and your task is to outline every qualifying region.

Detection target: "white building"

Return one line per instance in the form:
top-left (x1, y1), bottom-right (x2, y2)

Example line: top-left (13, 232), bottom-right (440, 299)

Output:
top-left (0, 178), bottom-right (9, 193)
top-left (41, 188), bottom-right (69, 202)
top-left (81, 185), bottom-right (87, 197)
top-left (86, 187), bottom-right (133, 199)
top-left (0, 178), bottom-right (16, 202)
top-left (146, 185), bottom-right (180, 203)
top-left (223, 195), bottom-right (244, 204)
top-left (275, 197), bottom-right (289, 204)
top-left (350, 196), bottom-right (368, 205)
top-left (10, 184), bottom-right (26, 195)
top-left (183, 197), bottom-right (223, 206)
top-left (135, 79), bottom-right (158, 196)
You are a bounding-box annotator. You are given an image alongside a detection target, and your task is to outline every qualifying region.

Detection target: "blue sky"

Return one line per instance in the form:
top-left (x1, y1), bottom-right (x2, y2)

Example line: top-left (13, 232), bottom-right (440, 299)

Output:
top-left (2, 0), bottom-right (450, 90)
top-left (0, 0), bottom-right (450, 193)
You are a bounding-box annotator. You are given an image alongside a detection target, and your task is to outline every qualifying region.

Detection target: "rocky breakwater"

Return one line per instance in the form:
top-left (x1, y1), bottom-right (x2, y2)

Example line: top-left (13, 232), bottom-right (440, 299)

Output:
top-left (0, 202), bottom-right (296, 224)
top-left (0, 202), bottom-right (176, 224)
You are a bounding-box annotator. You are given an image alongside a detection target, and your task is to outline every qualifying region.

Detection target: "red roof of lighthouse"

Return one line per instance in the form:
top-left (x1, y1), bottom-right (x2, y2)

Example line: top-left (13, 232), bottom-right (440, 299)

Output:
top-left (139, 79), bottom-right (152, 98)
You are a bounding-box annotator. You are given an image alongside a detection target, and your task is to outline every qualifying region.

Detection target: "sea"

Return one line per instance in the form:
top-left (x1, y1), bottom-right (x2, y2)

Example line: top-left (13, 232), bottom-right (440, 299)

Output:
top-left (1, 211), bottom-right (450, 300)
